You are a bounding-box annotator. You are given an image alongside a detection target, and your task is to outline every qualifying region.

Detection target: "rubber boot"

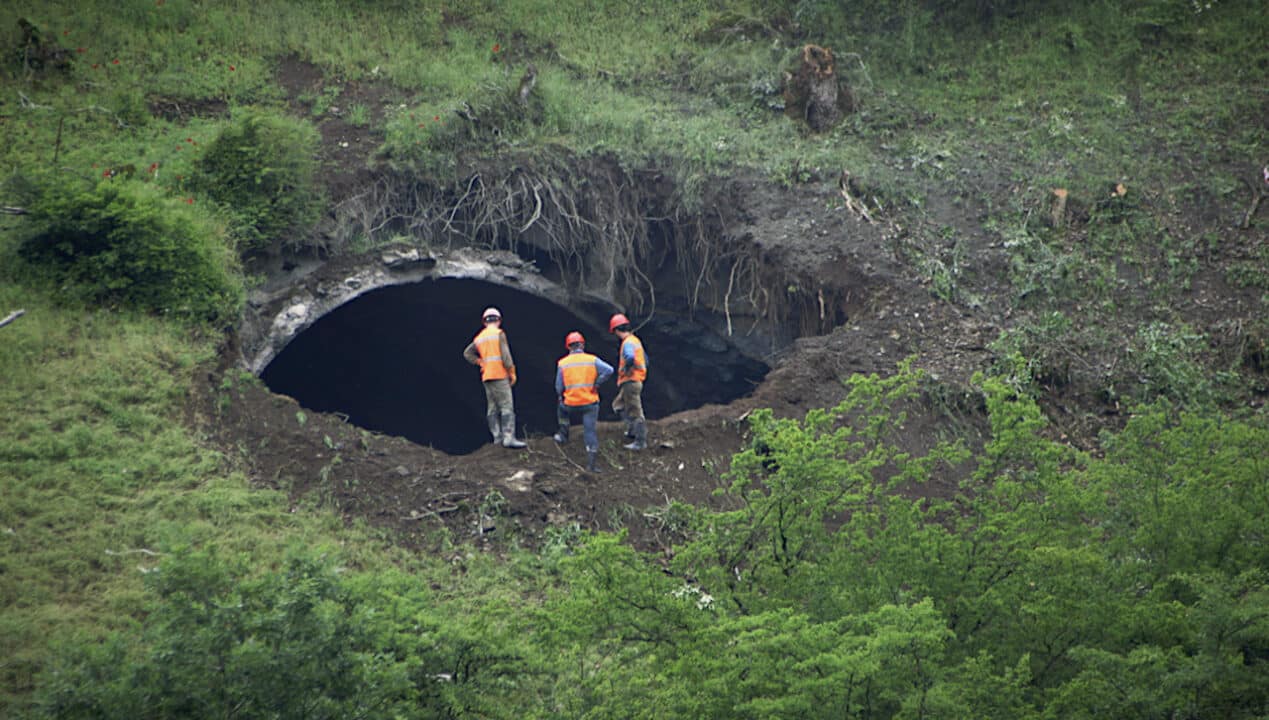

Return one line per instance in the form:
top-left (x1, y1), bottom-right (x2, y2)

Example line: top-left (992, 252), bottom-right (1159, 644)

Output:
top-left (617, 409), bottom-right (635, 439)
top-left (500, 412), bottom-right (526, 449)
top-left (623, 420), bottom-right (647, 450)
top-left (586, 450), bottom-right (600, 473)
top-left (487, 414), bottom-right (502, 445)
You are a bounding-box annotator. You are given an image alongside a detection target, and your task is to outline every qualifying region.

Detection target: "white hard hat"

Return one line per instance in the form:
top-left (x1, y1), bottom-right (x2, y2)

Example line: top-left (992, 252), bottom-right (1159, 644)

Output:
top-left (482, 307), bottom-right (501, 321)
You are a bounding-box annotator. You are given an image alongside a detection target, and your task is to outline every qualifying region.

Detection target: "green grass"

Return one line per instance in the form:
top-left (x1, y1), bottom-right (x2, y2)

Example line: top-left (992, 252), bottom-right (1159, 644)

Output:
top-left (0, 285), bottom-right (378, 712)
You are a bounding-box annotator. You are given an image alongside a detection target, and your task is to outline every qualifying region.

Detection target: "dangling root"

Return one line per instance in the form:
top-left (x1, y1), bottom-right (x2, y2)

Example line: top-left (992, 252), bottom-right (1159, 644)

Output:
top-left (329, 153), bottom-right (821, 330)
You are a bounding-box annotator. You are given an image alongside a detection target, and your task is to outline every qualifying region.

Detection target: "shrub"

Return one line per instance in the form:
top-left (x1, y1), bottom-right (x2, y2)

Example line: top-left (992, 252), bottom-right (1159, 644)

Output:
top-left (33, 548), bottom-right (525, 720)
top-left (194, 108), bottom-right (324, 256)
top-left (16, 176), bottom-right (242, 325)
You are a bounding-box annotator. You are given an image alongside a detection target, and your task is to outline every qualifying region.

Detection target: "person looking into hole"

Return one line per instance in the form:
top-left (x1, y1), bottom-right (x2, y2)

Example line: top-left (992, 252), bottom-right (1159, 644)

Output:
top-left (554, 331), bottom-right (613, 473)
top-left (609, 313), bottom-right (649, 450)
top-left (462, 306), bottom-right (526, 449)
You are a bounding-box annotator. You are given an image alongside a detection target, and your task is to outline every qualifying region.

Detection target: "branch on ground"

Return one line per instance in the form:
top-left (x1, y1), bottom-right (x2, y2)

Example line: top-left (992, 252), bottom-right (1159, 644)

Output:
top-left (0, 310), bottom-right (25, 328)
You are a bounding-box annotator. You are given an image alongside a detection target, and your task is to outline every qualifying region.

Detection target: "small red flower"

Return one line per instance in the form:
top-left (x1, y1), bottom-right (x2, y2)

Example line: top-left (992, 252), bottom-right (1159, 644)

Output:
top-left (186, 137), bottom-right (193, 143)
top-left (185, 197), bottom-right (194, 204)
top-left (229, 65), bottom-right (236, 72)
top-left (102, 169), bottom-right (112, 178)
top-left (149, 162), bottom-right (159, 173)
top-left (63, 30), bottom-right (70, 36)
top-left (433, 115), bottom-right (440, 122)
top-left (492, 43), bottom-right (501, 53)
top-left (111, 58), bottom-right (120, 65)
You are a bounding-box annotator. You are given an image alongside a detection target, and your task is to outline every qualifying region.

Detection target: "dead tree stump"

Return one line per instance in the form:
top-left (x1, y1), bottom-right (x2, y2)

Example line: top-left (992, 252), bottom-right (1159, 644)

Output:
top-left (1049, 188), bottom-right (1069, 228)
top-left (783, 44), bottom-right (854, 133)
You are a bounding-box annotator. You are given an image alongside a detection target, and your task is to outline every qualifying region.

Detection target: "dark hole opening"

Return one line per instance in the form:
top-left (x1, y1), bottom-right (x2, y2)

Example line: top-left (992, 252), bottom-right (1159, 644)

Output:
top-left (261, 278), bottom-right (769, 454)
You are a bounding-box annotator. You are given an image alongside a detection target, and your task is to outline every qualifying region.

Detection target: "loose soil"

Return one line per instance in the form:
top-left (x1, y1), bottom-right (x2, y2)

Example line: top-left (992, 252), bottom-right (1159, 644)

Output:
top-left (192, 58), bottom-right (1265, 555)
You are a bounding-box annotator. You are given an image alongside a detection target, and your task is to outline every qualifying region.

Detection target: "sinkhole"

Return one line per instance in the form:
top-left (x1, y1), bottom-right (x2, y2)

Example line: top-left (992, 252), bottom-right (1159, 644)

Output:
top-left (260, 277), bottom-right (771, 454)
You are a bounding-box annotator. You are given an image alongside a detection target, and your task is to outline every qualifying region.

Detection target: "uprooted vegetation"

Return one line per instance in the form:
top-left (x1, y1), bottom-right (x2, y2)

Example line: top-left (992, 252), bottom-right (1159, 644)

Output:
top-left (1, 0), bottom-right (1267, 717)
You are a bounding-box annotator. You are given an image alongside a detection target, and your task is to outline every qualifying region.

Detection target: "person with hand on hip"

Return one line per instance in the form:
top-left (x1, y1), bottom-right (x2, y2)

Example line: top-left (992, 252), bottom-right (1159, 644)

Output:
top-left (462, 306), bottom-right (527, 449)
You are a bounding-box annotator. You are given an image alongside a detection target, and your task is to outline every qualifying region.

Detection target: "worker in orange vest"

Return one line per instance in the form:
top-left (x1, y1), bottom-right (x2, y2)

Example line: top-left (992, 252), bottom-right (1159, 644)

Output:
top-left (462, 307), bottom-right (527, 448)
top-left (553, 331), bottom-right (613, 472)
top-left (609, 313), bottom-right (649, 450)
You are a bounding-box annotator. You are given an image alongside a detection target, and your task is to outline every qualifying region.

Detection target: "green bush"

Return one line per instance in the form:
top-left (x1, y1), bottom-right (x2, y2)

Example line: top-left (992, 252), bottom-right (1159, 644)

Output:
top-left (194, 108), bottom-right (324, 256)
top-left (16, 176), bottom-right (242, 324)
top-left (34, 549), bottom-right (414, 720)
top-left (33, 548), bottom-right (529, 720)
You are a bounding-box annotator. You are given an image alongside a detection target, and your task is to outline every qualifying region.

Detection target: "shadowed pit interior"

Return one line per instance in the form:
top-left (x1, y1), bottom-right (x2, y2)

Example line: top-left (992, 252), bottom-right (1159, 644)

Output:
top-left (261, 278), bottom-right (770, 454)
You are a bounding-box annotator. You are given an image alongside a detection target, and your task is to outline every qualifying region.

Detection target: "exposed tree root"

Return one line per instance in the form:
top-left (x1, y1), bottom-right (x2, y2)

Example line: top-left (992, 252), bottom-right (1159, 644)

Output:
top-left (329, 153), bottom-right (841, 340)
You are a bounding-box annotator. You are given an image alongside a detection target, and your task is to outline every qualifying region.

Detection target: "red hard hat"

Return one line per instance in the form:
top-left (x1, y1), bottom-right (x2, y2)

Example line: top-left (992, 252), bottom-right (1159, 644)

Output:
top-left (565, 331), bottom-right (585, 349)
top-left (609, 313), bottom-right (630, 333)
top-left (482, 307), bottom-right (501, 322)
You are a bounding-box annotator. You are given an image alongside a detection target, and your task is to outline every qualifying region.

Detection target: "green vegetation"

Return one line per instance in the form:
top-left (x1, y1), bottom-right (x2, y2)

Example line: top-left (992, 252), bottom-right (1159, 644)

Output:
top-left (193, 108), bottom-right (324, 256)
top-left (16, 365), bottom-right (1269, 718)
top-left (15, 176), bottom-right (242, 323)
top-left (2, 0), bottom-right (1266, 717)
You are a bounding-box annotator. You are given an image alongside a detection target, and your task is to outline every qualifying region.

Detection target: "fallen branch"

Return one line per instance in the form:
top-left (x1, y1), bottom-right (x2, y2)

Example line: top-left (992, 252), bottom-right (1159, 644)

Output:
top-left (0, 309), bottom-right (26, 328)
top-left (838, 170), bottom-right (875, 224)
top-left (0, 207), bottom-right (28, 215)
top-left (18, 91), bottom-right (52, 110)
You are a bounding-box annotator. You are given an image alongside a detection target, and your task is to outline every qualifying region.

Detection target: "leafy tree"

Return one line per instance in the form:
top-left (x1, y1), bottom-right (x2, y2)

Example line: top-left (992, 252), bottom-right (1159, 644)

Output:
top-left (539, 363), bottom-right (1269, 718)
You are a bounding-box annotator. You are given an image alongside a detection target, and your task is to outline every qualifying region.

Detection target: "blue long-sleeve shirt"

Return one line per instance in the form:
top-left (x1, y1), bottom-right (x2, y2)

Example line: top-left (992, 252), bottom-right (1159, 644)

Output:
top-left (555, 350), bottom-right (614, 399)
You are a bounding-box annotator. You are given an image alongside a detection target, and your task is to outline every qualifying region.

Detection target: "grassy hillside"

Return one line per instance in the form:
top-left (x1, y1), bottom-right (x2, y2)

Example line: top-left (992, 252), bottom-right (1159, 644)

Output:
top-left (2, 1), bottom-right (1266, 717)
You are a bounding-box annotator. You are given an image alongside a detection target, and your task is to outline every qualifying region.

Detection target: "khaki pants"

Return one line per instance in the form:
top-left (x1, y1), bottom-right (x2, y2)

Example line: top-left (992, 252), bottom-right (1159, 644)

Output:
top-left (612, 380), bottom-right (644, 421)
top-left (483, 378), bottom-right (514, 416)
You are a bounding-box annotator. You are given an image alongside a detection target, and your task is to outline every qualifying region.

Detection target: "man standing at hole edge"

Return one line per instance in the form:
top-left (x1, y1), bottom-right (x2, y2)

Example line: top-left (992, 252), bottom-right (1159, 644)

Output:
top-left (609, 313), bottom-right (649, 450)
top-left (463, 307), bottom-right (527, 449)
top-left (554, 331), bottom-right (614, 473)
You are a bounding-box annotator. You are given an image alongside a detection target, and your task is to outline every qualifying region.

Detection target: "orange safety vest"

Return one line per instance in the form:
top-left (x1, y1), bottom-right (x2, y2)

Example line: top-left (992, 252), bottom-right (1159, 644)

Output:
top-left (558, 352), bottom-right (600, 406)
top-left (618, 334), bottom-right (647, 384)
top-left (474, 326), bottom-right (509, 381)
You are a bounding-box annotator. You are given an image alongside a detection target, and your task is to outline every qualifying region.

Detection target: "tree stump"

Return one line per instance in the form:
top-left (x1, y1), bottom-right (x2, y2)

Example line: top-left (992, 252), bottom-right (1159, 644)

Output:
top-left (1048, 188), bottom-right (1069, 228)
top-left (782, 44), bottom-right (854, 133)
